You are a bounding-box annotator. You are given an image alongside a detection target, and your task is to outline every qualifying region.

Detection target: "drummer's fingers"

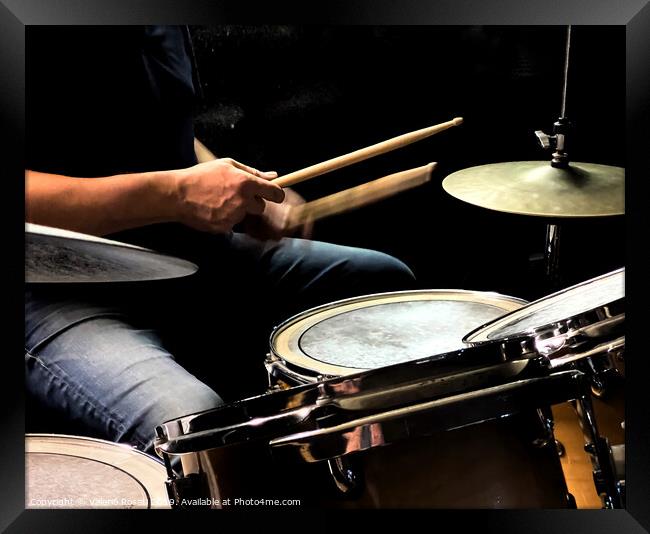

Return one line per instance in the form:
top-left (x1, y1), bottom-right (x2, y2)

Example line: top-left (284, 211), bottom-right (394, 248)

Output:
top-left (222, 157), bottom-right (278, 180)
top-left (246, 196), bottom-right (266, 216)
top-left (241, 176), bottom-right (285, 204)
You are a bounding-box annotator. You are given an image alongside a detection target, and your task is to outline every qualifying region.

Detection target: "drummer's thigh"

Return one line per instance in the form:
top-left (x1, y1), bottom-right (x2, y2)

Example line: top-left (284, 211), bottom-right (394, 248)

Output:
top-left (229, 233), bottom-right (416, 306)
top-left (24, 316), bottom-right (223, 452)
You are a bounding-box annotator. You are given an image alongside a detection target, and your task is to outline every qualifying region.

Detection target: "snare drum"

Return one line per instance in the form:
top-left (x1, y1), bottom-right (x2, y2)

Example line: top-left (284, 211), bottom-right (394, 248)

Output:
top-left (26, 434), bottom-right (170, 509)
top-left (267, 289), bottom-right (527, 386)
top-left (155, 289), bottom-right (581, 509)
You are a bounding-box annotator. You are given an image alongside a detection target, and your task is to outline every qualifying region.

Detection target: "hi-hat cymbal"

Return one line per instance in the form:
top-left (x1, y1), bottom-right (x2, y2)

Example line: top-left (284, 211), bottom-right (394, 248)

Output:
top-left (442, 161), bottom-right (624, 217)
top-left (26, 223), bottom-right (198, 283)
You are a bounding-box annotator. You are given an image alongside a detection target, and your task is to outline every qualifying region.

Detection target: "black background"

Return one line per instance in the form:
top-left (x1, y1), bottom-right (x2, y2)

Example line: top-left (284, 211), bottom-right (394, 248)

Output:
top-left (190, 25), bottom-right (625, 301)
top-left (1, 0), bottom-right (649, 532)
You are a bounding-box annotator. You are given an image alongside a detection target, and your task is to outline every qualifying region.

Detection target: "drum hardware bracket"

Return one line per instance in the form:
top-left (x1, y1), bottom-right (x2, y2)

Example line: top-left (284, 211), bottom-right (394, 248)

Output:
top-left (534, 406), bottom-right (566, 458)
top-left (534, 116), bottom-right (571, 169)
top-left (578, 352), bottom-right (621, 398)
top-left (572, 395), bottom-right (623, 509)
top-left (588, 436), bottom-right (622, 509)
top-left (155, 427), bottom-right (210, 509)
top-left (165, 473), bottom-right (212, 508)
top-left (545, 335), bottom-right (625, 369)
top-left (534, 406), bottom-right (558, 450)
top-left (265, 352), bottom-right (335, 388)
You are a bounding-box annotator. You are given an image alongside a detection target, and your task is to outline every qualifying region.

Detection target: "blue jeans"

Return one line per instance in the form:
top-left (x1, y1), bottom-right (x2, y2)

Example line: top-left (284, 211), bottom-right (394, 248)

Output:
top-left (25, 232), bottom-right (415, 454)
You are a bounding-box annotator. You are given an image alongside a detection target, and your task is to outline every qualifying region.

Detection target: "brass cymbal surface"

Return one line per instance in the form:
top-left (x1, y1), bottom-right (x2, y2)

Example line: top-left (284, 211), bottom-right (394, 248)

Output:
top-left (442, 161), bottom-right (624, 217)
top-left (26, 223), bottom-right (198, 283)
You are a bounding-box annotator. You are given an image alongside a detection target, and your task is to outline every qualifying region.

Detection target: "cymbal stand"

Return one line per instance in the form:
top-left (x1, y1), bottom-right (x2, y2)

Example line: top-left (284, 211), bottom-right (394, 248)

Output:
top-left (571, 390), bottom-right (623, 508)
top-left (534, 28), bottom-right (624, 506)
top-left (534, 25), bottom-right (573, 291)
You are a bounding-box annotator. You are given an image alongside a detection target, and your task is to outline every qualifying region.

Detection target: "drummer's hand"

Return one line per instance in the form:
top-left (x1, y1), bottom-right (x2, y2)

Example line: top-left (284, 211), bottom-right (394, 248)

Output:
top-left (243, 187), bottom-right (314, 241)
top-left (168, 158), bottom-right (285, 233)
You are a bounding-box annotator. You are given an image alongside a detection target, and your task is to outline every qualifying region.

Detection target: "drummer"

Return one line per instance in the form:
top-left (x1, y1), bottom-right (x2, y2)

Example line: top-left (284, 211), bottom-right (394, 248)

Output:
top-left (25, 26), bottom-right (415, 456)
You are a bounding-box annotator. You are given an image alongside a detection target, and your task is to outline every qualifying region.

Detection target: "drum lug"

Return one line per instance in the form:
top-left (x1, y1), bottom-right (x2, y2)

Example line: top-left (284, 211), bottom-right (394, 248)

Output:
top-left (264, 352), bottom-right (277, 370)
top-left (579, 353), bottom-right (619, 398)
top-left (265, 353), bottom-right (283, 390)
top-left (327, 456), bottom-right (364, 498)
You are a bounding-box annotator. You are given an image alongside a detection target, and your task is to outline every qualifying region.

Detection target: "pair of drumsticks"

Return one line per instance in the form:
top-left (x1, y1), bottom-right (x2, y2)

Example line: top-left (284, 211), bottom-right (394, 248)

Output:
top-left (196, 117), bottom-right (464, 228)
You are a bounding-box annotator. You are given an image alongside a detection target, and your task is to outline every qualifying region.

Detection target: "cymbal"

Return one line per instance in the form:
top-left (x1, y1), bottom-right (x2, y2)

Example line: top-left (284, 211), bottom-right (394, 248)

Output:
top-left (26, 223), bottom-right (198, 283)
top-left (442, 161), bottom-right (624, 217)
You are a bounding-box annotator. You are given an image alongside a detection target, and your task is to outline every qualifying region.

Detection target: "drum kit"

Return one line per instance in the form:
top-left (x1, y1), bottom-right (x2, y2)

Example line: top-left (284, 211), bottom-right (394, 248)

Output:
top-left (153, 270), bottom-right (624, 509)
top-left (24, 177), bottom-right (625, 509)
top-left (24, 26), bottom-right (626, 510)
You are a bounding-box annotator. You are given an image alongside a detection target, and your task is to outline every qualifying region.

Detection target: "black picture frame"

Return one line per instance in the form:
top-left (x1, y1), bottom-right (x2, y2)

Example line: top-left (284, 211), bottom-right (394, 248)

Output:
top-left (2, 1), bottom-right (648, 532)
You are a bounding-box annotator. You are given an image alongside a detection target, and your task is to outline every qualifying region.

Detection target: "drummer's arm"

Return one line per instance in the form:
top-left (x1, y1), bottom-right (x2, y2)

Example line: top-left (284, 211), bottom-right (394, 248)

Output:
top-left (25, 169), bottom-right (178, 236)
top-left (25, 160), bottom-right (283, 237)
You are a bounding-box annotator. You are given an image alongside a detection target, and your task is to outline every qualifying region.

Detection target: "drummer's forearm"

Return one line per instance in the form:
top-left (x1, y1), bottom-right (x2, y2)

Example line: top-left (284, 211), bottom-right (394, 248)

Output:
top-left (25, 170), bottom-right (178, 236)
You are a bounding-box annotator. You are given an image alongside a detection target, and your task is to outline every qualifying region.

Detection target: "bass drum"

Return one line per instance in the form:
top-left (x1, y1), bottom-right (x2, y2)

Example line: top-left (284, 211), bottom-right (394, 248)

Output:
top-left (26, 434), bottom-right (170, 509)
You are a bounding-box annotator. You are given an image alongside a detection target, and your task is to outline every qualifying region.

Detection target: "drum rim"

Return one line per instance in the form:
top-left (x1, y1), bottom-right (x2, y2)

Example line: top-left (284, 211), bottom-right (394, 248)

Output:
top-left (26, 433), bottom-right (169, 508)
top-left (155, 365), bottom-right (584, 461)
top-left (463, 267), bottom-right (625, 346)
top-left (269, 288), bottom-right (529, 379)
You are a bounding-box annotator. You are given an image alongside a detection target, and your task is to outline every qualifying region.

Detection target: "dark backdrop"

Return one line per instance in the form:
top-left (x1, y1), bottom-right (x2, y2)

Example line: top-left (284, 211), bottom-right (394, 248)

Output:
top-left (190, 25), bottom-right (625, 302)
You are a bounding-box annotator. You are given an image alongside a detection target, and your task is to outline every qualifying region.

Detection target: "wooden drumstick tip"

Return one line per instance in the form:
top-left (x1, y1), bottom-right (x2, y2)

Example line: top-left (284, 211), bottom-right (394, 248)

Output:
top-left (425, 162), bottom-right (438, 174)
top-left (452, 117), bottom-right (464, 126)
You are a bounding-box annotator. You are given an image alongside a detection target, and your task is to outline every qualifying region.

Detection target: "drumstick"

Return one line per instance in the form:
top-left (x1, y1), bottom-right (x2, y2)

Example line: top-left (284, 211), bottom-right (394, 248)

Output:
top-left (194, 138), bottom-right (218, 163)
top-left (273, 118), bottom-right (462, 188)
top-left (287, 163), bottom-right (436, 228)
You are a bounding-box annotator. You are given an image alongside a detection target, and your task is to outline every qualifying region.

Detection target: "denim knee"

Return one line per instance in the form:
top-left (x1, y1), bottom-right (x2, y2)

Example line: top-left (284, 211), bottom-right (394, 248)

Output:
top-left (340, 248), bottom-right (416, 294)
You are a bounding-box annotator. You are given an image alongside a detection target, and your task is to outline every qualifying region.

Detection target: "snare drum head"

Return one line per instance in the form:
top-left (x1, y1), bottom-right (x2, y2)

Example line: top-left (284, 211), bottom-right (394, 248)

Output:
top-left (464, 268), bottom-right (624, 344)
top-left (271, 290), bottom-right (527, 378)
top-left (26, 434), bottom-right (170, 509)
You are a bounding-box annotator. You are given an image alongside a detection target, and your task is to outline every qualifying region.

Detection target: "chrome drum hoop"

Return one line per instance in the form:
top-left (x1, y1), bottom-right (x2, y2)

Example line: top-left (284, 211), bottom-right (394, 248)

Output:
top-left (26, 434), bottom-right (170, 509)
top-left (463, 269), bottom-right (625, 368)
top-left (155, 349), bottom-right (574, 461)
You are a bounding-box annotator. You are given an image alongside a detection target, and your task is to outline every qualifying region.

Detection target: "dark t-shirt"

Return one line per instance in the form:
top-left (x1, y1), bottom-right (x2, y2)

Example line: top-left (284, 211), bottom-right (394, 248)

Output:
top-left (26, 25), bottom-right (219, 258)
top-left (27, 25), bottom-right (198, 178)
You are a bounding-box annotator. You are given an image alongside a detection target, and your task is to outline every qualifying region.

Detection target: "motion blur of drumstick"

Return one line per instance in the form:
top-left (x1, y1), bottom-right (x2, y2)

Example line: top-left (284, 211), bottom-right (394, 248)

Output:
top-left (196, 117), bottom-right (461, 236)
top-left (193, 138), bottom-right (217, 163)
top-left (272, 117), bottom-right (462, 188)
top-left (286, 163), bottom-right (436, 229)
